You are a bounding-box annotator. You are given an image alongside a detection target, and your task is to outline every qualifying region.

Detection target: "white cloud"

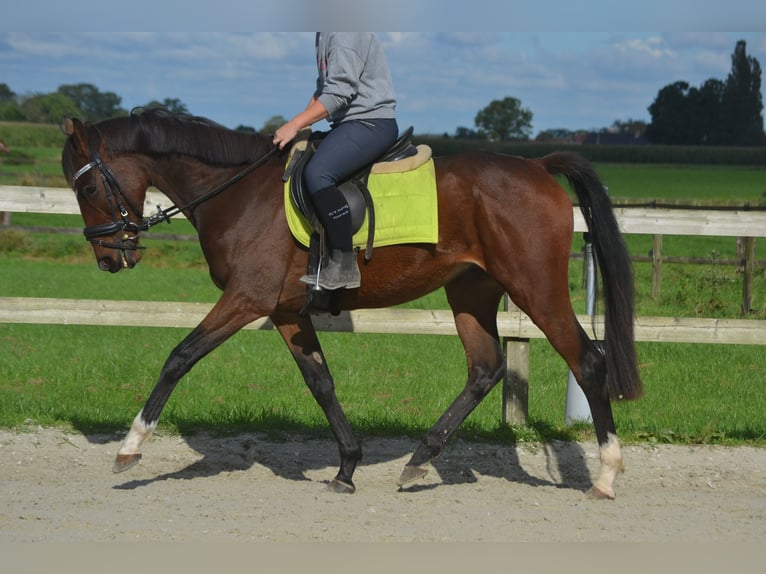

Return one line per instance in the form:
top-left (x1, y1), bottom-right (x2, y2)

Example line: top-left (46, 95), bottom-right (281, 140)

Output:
top-left (1, 31), bottom-right (764, 135)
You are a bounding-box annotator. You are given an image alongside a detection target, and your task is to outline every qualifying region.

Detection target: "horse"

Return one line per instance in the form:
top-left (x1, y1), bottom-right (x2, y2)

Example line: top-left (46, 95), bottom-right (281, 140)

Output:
top-left (61, 109), bottom-right (642, 500)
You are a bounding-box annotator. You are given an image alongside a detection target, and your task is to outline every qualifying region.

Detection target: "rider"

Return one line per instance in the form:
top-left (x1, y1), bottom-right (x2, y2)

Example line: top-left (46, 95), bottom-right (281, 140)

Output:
top-left (273, 32), bottom-right (398, 290)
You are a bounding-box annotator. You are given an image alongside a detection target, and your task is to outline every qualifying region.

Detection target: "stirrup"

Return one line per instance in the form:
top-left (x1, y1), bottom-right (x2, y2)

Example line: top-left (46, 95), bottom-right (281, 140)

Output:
top-left (300, 249), bottom-right (360, 290)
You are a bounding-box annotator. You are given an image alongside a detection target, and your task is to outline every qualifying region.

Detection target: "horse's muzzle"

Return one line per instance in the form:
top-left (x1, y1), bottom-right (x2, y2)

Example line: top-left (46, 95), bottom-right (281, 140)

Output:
top-left (97, 255), bottom-right (123, 273)
top-left (94, 240), bottom-right (142, 273)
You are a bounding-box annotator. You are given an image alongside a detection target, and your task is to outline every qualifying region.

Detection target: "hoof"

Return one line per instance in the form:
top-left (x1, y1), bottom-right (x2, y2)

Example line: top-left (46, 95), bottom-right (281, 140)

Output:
top-left (397, 465), bottom-right (429, 486)
top-left (113, 453), bottom-right (142, 474)
top-left (326, 478), bottom-right (356, 494)
top-left (586, 484), bottom-right (616, 500)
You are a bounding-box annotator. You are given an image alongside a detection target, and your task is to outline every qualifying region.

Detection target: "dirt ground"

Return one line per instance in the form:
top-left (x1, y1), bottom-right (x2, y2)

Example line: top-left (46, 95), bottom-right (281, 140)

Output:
top-left (1, 426), bottom-right (764, 543)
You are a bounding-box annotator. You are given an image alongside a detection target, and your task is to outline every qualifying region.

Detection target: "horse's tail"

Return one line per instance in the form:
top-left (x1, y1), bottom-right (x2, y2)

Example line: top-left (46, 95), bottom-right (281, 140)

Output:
top-left (539, 152), bottom-right (643, 400)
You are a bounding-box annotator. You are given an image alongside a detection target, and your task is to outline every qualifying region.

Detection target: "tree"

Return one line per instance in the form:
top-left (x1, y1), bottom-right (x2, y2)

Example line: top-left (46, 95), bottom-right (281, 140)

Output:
top-left (646, 40), bottom-right (764, 146)
top-left (143, 98), bottom-right (189, 115)
top-left (719, 40), bottom-right (764, 146)
top-left (58, 83), bottom-right (125, 121)
top-left (691, 79), bottom-right (726, 144)
top-left (609, 118), bottom-right (647, 137)
top-left (259, 115), bottom-right (287, 134)
top-left (0, 83), bottom-right (15, 103)
top-left (0, 83), bottom-right (21, 120)
top-left (454, 126), bottom-right (485, 140)
top-left (535, 128), bottom-right (574, 142)
top-left (474, 96), bottom-right (533, 141)
top-left (646, 81), bottom-right (695, 144)
top-left (0, 102), bottom-right (24, 121)
top-left (20, 93), bottom-right (81, 124)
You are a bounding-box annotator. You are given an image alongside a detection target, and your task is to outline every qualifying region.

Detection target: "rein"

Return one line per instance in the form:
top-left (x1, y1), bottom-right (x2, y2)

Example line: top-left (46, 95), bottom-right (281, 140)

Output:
top-left (73, 146), bottom-right (280, 250)
top-left (141, 146), bottom-right (280, 230)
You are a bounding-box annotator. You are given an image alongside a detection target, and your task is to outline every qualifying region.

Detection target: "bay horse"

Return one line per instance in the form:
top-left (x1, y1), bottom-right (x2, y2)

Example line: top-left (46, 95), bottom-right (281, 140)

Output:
top-left (61, 109), bottom-right (642, 499)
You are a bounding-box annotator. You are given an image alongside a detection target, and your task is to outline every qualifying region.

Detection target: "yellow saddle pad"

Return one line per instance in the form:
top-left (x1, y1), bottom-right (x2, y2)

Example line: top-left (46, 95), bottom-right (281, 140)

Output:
top-left (284, 145), bottom-right (439, 250)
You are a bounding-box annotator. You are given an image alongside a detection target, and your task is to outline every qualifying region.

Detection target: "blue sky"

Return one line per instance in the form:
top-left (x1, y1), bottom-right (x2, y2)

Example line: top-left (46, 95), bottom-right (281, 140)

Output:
top-left (2, 5), bottom-right (765, 136)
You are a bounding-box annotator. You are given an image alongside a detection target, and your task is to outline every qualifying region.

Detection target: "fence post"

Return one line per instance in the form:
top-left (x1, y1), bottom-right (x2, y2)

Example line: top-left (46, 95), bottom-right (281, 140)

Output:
top-left (652, 234), bottom-right (663, 299)
top-left (0, 154), bottom-right (8, 225)
top-left (502, 294), bottom-right (529, 426)
top-left (565, 238), bottom-right (594, 425)
top-left (741, 237), bottom-right (756, 314)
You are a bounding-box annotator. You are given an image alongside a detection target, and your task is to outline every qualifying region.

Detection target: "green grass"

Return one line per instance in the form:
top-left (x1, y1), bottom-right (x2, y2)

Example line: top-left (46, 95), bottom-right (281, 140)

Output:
top-left (1, 161), bottom-right (765, 446)
top-left (1, 321), bottom-right (763, 445)
top-left (0, 145), bottom-right (65, 186)
top-left (595, 163), bottom-right (766, 204)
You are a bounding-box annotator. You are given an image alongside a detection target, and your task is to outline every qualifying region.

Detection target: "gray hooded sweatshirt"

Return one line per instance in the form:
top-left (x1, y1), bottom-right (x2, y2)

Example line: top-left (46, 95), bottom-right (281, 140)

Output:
top-left (314, 32), bottom-right (397, 125)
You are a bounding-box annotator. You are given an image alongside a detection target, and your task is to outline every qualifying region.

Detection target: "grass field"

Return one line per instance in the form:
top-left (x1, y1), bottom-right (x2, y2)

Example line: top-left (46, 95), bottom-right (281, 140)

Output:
top-left (1, 150), bottom-right (765, 446)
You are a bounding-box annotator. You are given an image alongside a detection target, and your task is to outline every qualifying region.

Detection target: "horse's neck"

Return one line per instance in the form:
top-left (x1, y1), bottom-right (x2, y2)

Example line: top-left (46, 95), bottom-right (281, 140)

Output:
top-left (153, 157), bottom-right (219, 204)
top-left (152, 156), bottom-right (258, 228)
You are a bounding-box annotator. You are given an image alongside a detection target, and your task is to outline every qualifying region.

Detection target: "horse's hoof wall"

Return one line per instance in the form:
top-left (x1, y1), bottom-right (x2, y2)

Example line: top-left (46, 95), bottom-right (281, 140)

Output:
top-left (113, 453), bottom-right (142, 473)
top-left (326, 479), bottom-right (356, 494)
top-left (586, 485), bottom-right (616, 500)
top-left (397, 465), bottom-right (429, 486)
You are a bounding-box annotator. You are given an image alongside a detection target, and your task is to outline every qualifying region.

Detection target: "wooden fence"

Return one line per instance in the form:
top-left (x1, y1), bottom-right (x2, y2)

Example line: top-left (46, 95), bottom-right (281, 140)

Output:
top-left (2, 185), bottom-right (766, 424)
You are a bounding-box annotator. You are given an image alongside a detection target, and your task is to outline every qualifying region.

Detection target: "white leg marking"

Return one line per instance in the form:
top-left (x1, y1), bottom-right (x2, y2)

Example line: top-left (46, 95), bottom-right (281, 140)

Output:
top-left (117, 410), bottom-right (157, 456)
top-left (591, 432), bottom-right (625, 499)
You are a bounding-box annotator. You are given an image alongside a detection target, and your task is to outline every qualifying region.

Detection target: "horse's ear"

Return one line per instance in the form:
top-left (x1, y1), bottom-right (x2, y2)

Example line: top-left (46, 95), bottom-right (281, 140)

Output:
top-left (61, 116), bottom-right (76, 135)
top-left (61, 117), bottom-right (88, 153)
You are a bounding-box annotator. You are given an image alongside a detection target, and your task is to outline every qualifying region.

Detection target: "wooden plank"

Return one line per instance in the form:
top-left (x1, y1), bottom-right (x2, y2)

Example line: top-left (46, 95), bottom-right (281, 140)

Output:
top-left (634, 315), bottom-right (766, 345)
top-left (571, 208), bottom-right (766, 237)
top-left (0, 186), bottom-right (177, 217)
top-left (2, 297), bottom-right (766, 345)
top-left (614, 207), bottom-right (766, 237)
top-left (4, 185), bottom-right (766, 237)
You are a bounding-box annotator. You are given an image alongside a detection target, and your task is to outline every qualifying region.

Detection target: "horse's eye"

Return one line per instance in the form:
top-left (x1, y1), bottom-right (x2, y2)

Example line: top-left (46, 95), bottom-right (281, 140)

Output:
top-left (82, 185), bottom-right (97, 198)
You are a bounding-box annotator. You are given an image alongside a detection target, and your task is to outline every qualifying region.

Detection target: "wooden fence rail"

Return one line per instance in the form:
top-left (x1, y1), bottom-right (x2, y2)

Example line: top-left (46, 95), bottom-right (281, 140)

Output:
top-left (2, 185), bottom-right (766, 424)
top-left (3, 296), bottom-right (766, 345)
top-left (2, 184), bottom-right (766, 236)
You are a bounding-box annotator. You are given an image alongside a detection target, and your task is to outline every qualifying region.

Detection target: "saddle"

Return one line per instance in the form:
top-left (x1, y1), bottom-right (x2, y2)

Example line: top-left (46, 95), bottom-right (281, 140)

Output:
top-left (283, 126), bottom-right (418, 261)
top-left (281, 127), bottom-right (420, 315)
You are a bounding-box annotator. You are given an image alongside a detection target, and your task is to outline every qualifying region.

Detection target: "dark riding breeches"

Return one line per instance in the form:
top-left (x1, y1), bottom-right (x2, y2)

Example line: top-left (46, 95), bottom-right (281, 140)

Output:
top-left (303, 118), bottom-right (398, 195)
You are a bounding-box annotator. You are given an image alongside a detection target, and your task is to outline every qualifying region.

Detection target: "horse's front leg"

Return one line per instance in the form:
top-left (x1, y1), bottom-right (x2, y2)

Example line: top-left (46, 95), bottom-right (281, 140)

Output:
top-left (273, 312), bottom-right (361, 493)
top-left (113, 297), bottom-right (259, 473)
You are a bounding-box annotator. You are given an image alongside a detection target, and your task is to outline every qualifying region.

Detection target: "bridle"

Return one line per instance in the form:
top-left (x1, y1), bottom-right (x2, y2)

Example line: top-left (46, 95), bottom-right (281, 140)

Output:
top-left (72, 150), bottom-right (146, 251)
top-left (71, 145), bottom-right (280, 254)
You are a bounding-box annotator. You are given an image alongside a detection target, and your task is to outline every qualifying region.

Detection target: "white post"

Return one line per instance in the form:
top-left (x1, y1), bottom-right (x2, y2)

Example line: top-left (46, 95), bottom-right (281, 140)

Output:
top-left (565, 240), bottom-right (594, 425)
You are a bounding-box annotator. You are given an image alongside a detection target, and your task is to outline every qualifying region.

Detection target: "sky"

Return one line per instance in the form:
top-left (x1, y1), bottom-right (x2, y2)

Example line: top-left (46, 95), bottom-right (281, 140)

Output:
top-left (2, 4), bottom-right (765, 137)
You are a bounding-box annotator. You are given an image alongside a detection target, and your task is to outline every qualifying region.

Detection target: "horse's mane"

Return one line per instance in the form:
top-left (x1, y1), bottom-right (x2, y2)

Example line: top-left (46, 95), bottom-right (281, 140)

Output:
top-left (94, 108), bottom-right (276, 166)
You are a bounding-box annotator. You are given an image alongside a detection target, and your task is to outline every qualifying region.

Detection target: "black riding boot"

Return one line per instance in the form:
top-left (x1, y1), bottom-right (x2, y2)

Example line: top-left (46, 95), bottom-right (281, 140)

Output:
top-left (300, 186), bottom-right (361, 290)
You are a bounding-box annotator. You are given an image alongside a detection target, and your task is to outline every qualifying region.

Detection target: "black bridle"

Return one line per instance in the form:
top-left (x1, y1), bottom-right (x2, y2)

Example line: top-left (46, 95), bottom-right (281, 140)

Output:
top-left (71, 146), bottom-right (280, 253)
top-left (72, 151), bottom-right (145, 251)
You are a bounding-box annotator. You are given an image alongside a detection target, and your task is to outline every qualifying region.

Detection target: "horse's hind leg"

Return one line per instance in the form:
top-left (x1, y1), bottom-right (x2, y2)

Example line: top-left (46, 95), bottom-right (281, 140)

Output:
top-left (506, 271), bottom-right (625, 499)
top-left (574, 337), bottom-right (625, 500)
top-left (273, 312), bottom-right (361, 494)
top-left (399, 270), bottom-right (506, 486)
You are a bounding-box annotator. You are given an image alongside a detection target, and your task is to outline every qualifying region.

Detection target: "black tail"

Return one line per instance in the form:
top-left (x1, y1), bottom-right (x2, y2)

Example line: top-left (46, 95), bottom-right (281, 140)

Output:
top-left (541, 152), bottom-right (643, 400)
